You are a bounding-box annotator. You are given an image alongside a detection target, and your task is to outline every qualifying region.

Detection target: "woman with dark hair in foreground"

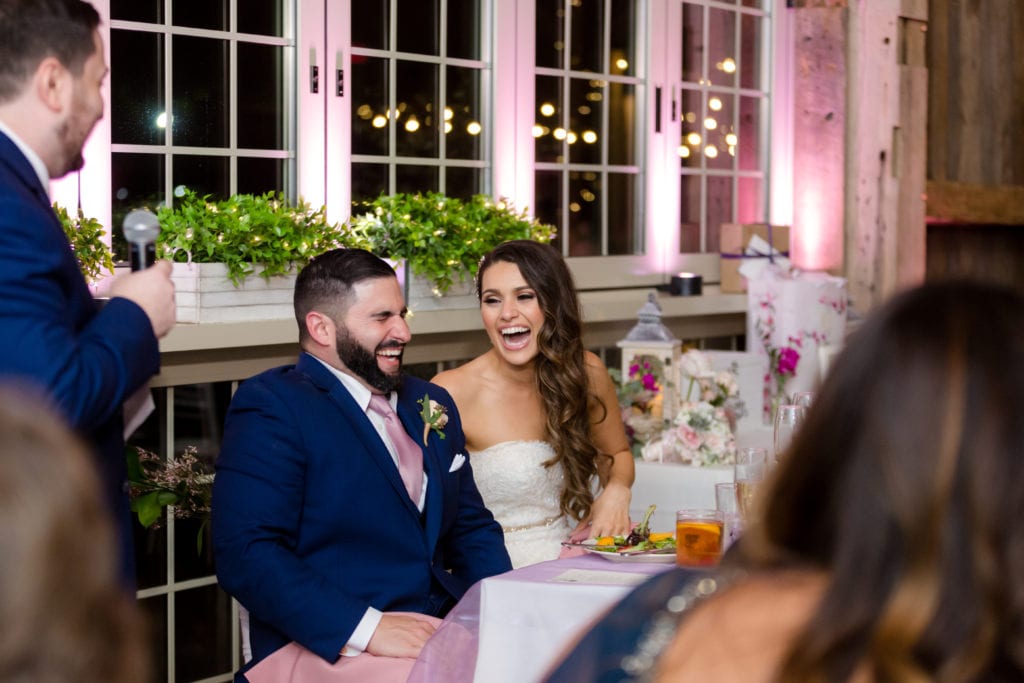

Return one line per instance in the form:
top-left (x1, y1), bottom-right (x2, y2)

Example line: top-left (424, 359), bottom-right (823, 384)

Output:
top-left (545, 280), bottom-right (1024, 682)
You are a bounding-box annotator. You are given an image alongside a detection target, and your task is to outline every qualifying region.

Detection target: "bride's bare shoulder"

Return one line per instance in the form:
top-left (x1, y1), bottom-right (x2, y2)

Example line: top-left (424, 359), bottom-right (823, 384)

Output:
top-left (432, 353), bottom-right (492, 396)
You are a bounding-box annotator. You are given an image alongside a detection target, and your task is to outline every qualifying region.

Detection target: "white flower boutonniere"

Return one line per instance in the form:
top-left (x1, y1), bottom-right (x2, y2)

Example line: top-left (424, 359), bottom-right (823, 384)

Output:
top-left (417, 394), bottom-right (449, 445)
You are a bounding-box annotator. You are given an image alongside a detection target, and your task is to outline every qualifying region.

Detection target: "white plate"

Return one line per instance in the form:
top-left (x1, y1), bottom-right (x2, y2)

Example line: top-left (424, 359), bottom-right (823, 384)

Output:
top-left (582, 547), bottom-right (676, 563)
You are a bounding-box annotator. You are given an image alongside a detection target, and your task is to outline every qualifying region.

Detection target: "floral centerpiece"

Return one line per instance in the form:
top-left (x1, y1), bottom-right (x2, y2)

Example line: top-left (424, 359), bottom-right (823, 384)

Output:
top-left (609, 354), bottom-right (669, 458)
top-left (126, 445), bottom-right (212, 552)
top-left (639, 349), bottom-right (741, 467)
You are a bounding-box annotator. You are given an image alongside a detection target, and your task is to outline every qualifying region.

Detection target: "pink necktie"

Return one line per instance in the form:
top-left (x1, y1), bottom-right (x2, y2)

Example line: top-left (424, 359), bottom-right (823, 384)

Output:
top-left (368, 394), bottom-right (424, 503)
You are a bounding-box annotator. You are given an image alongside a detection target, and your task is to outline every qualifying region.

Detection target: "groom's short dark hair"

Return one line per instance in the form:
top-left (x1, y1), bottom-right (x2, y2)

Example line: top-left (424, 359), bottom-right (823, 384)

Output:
top-left (293, 248), bottom-right (397, 342)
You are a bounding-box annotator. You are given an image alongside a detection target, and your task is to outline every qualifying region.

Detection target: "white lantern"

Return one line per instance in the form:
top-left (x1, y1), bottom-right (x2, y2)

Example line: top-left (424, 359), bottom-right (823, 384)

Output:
top-left (616, 293), bottom-right (682, 421)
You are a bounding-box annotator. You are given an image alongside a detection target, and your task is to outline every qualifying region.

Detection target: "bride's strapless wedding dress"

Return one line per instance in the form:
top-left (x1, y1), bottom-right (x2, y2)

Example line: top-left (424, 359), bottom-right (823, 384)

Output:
top-left (471, 441), bottom-right (573, 569)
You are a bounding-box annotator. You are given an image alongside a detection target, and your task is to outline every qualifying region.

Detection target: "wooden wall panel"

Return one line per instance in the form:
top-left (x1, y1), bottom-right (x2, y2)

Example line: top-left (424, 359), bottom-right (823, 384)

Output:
top-left (927, 0), bottom-right (1024, 186)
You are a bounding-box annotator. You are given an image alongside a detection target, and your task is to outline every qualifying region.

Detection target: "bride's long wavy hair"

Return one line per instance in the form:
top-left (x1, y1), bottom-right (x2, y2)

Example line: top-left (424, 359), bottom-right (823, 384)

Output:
top-left (476, 240), bottom-right (608, 521)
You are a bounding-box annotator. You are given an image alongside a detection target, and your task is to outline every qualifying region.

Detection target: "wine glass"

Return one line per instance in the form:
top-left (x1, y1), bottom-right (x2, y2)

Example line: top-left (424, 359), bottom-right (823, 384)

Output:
top-left (773, 404), bottom-right (805, 463)
top-left (715, 482), bottom-right (742, 549)
top-left (733, 447), bottom-right (767, 524)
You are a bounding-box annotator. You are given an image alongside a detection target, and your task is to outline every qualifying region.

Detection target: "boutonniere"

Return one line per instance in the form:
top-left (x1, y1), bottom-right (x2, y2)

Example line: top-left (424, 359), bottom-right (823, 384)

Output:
top-left (417, 394), bottom-right (449, 445)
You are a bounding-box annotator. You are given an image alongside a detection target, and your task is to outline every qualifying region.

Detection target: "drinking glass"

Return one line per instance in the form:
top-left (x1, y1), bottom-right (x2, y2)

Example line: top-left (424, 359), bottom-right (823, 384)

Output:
top-left (714, 482), bottom-right (742, 549)
top-left (773, 404), bottom-right (805, 462)
top-left (791, 391), bottom-right (814, 410)
top-left (675, 509), bottom-right (724, 567)
top-left (733, 447), bottom-right (767, 523)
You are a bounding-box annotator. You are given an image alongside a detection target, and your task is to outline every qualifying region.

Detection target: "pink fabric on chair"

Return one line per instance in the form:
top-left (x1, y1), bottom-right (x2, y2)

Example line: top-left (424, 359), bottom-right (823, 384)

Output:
top-left (245, 613), bottom-right (442, 683)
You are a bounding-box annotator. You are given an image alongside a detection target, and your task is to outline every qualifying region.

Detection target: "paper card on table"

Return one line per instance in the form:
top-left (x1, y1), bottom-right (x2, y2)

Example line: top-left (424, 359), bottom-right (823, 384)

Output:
top-left (550, 569), bottom-right (651, 586)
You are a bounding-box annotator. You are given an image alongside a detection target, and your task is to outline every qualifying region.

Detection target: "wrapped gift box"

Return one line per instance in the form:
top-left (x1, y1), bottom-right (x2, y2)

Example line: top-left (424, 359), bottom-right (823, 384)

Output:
top-left (719, 224), bottom-right (790, 293)
top-left (746, 266), bottom-right (848, 422)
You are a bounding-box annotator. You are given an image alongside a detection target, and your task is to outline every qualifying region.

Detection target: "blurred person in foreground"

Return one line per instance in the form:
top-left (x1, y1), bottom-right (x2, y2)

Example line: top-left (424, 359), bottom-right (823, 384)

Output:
top-left (213, 248), bottom-right (511, 682)
top-left (0, 0), bottom-right (177, 584)
top-left (544, 280), bottom-right (1024, 682)
top-left (0, 387), bottom-right (149, 682)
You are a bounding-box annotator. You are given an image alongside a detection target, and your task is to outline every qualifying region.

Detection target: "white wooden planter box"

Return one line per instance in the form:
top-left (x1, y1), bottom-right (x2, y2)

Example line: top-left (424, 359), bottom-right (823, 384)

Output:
top-left (171, 262), bottom-right (296, 323)
top-left (397, 262), bottom-right (478, 311)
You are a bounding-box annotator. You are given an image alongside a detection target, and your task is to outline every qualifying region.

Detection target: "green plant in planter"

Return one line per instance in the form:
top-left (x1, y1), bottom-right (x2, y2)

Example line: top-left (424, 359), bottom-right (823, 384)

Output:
top-left (345, 192), bottom-right (556, 294)
top-left (156, 189), bottom-right (351, 286)
top-left (54, 203), bottom-right (115, 284)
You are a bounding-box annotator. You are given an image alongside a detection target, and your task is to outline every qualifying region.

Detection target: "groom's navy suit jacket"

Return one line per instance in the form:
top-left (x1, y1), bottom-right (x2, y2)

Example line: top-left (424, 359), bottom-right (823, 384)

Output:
top-left (212, 353), bottom-right (512, 672)
top-left (0, 130), bottom-right (159, 582)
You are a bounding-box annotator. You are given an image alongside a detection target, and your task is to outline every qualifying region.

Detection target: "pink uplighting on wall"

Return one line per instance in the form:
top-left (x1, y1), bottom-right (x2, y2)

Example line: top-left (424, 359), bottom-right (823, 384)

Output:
top-left (792, 181), bottom-right (843, 271)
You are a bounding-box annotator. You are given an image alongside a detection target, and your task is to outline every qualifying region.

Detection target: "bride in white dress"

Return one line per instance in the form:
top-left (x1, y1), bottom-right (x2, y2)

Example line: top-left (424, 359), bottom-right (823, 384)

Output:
top-left (432, 241), bottom-right (634, 568)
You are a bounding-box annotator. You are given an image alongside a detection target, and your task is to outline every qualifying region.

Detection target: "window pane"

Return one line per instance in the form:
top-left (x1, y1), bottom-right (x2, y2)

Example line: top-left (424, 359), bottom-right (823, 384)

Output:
top-left (238, 43), bottom-right (286, 150)
top-left (111, 30), bottom-right (165, 145)
top-left (679, 89), bottom-right (702, 169)
top-left (571, 0), bottom-right (605, 72)
top-left (569, 78), bottom-right (602, 165)
top-left (111, 0), bottom-right (162, 23)
top-left (445, 167), bottom-right (483, 199)
top-left (238, 0), bottom-right (285, 37)
top-left (535, 169), bottom-right (564, 248)
top-left (608, 172), bottom-right (640, 254)
top-left (707, 8), bottom-right (737, 88)
top-left (680, 174), bottom-right (701, 252)
top-left (397, 0), bottom-right (439, 56)
top-left (608, 82), bottom-right (637, 166)
top-left (174, 585), bottom-right (234, 680)
top-left (172, 36), bottom-right (229, 147)
top-left (396, 62), bottom-right (438, 159)
top-left (138, 596), bottom-right (168, 681)
top-left (738, 95), bottom-right (762, 172)
top-left (173, 155), bottom-right (229, 200)
top-left (172, 0), bottom-right (227, 31)
top-left (353, 1), bottom-right (390, 50)
top-left (737, 176), bottom-right (764, 223)
top-left (446, 66), bottom-right (483, 160)
top-left (112, 153), bottom-right (165, 261)
top-left (396, 165), bottom-right (439, 193)
top-left (568, 171), bottom-right (601, 256)
top-left (706, 175), bottom-right (732, 253)
top-left (448, 0), bottom-right (481, 60)
top-left (705, 92), bottom-right (733, 170)
top-left (352, 57), bottom-right (390, 157)
top-left (535, 76), bottom-right (564, 163)
top-left (610, 0), bottom-right (638, 75)
top-left (351, 163), bottom-right (389, 204)
top-left (536, 0), bottom-right (565, 69)
top-left (740, 13), bottom-right (763, 91)
top-left (238, 158), bottom-right (286, 196)
top-left (681, 3), bottom-right (704, 83)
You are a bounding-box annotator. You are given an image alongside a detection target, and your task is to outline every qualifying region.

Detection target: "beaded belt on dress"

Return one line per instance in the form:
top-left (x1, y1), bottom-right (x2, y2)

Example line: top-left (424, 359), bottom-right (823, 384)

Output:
top-left (502, 514), bottom-right (562, 533)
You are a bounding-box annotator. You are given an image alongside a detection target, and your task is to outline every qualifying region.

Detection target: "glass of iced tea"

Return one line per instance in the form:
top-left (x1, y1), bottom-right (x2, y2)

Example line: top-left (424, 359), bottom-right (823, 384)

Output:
top-left (675, 509), bottom-right (724, 567)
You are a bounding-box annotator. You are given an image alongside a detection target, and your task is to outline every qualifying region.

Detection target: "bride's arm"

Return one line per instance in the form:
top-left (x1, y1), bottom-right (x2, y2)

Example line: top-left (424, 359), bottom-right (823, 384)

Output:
top-left (579, 353), bottom-right (634, 539)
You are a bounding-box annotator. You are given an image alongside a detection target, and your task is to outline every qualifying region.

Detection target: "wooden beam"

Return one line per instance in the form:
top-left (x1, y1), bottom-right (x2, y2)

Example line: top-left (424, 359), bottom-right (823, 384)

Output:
top-left (925, 181), bottom-right (1024, 225)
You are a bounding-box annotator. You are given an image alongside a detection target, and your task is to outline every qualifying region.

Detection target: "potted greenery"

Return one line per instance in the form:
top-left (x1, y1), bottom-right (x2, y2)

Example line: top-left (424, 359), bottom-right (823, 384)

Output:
top-left (155, 189), bottom-right (352, 322)
top-left (54, 203), bottom-right (115, 284)
top-left (345, 192), bottom-right (556, 302)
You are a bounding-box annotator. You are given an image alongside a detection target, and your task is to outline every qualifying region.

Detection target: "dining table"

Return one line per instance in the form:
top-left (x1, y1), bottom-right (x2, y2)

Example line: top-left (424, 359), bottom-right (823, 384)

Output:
top-left (407, 553), bottom-right (674, 683)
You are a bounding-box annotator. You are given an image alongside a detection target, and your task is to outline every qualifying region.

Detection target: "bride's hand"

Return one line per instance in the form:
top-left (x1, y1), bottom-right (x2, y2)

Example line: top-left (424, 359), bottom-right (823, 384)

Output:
top-left (585, 482), bottom-right (632, 539)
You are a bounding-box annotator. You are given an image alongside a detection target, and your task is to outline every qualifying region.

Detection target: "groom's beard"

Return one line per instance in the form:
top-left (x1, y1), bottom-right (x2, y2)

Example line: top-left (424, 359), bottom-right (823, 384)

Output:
top-left (336, 328), bottom-right (404, 394)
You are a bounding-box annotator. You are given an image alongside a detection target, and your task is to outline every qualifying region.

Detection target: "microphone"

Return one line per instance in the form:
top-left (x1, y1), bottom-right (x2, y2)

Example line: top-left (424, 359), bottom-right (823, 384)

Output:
top-left (122, 209), bottom-right (161, 271)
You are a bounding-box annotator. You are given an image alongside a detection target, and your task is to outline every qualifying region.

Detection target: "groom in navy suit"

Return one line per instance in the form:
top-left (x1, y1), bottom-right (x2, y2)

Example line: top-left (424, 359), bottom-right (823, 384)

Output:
top-left (0, 0), bottom-right (176, 584)
top-left (213, 248), bottom-right (512, 680)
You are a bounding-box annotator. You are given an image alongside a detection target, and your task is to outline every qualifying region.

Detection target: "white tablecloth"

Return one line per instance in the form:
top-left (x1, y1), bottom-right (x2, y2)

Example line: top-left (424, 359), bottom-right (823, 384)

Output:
top-left (408, 555), bottom-right (671, 683)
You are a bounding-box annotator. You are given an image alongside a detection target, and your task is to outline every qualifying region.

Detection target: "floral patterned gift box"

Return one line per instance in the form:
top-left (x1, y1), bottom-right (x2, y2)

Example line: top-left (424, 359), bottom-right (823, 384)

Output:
top-left (746, 265), bottom-right (848, 423)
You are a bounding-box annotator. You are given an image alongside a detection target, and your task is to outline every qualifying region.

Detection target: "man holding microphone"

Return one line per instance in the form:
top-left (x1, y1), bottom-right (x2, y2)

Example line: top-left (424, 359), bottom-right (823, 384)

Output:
top-left (0, 0), bottom-right (176, 584)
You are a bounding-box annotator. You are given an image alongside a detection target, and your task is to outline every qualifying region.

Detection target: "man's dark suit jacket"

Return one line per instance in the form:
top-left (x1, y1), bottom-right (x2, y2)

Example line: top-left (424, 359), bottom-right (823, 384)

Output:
top-left (213, 355), bottom-right (512, 675)
top-left (0, 130), bottom-right (160, 582)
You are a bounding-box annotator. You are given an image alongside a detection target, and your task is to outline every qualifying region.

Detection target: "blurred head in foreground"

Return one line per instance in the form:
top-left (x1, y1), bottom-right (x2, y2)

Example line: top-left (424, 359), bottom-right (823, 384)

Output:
top-left (742, 280), bottom-right (1024, 681)
top-left (0, 386), bottom-right (148, 683)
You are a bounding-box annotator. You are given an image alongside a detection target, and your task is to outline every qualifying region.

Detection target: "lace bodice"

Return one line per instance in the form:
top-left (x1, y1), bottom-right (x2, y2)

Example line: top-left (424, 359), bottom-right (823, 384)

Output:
top-left (471, 440), bottom-right (573, 568)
